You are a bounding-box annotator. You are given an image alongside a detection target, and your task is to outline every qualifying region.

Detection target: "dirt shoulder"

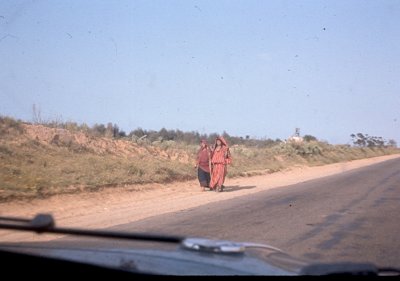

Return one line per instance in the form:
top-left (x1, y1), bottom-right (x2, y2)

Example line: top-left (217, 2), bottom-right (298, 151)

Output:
top-left (1, 153), bottom-right (400, 242)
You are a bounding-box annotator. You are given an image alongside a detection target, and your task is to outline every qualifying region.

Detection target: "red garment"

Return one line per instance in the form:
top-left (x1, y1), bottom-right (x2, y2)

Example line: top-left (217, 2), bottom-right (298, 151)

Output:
top-left (196, 147), bottom-right (211, 172)
top-left (211, 136), bottom-right (232, 165)
top-left (211, 146), bottom-right (229, 164)
top-left (210, 162), bottom-right (226, 188)
top-left (209, 137), bottom-right (232, 189)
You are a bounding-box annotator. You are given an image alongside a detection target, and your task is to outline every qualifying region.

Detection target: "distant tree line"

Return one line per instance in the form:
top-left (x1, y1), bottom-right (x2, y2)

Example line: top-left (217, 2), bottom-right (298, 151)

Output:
top-left (350, 133), bottom-right (397, 148)
top-left (49, 121), bottom-right (399, 149)
top-left (30, 118), bottom-right (284, 147)
top-left (128, 128), bottom-right (283, 147)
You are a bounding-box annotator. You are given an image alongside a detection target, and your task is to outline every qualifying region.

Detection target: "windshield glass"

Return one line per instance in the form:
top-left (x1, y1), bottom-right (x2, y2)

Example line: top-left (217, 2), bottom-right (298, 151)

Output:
top-left (1, 0), bottom-right (400, 276)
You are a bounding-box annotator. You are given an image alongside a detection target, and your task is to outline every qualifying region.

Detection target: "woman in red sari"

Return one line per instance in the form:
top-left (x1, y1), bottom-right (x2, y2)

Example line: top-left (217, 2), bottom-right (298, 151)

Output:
top-left (209, 136), bottom-right (232, 192)
top-left (195, 139), bottom-right (211, 191)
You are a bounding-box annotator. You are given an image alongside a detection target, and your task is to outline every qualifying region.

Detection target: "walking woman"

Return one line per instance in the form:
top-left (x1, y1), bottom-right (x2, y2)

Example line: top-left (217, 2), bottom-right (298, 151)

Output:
top-left (209, 136), bottom-right (232, 192)
top-left (195, 139), bottom-right (211, 191)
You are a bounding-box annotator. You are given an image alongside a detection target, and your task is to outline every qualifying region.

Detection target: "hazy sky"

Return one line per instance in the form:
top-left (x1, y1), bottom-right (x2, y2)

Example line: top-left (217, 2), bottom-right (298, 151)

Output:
top-left (1, 0), bottom-right (399, 144)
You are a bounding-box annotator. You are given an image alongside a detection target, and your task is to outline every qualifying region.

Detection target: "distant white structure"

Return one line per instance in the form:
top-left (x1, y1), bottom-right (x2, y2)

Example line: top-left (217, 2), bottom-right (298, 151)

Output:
top-left (286, 128), bottom-right (304, 143)
top-left (287, 136), bottom-right (304, 143)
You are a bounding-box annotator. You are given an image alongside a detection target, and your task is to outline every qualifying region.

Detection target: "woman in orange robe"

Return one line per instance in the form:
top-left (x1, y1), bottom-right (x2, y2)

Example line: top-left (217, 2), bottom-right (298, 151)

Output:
top-left (209, 136), bottom-right (232, 192)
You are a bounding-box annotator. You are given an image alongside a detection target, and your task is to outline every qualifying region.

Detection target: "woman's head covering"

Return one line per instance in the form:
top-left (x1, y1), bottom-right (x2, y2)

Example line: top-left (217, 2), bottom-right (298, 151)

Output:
top-left (200, 139), bottom-right (208, 146)
top-left (215, 136), bottom-right (228, 147)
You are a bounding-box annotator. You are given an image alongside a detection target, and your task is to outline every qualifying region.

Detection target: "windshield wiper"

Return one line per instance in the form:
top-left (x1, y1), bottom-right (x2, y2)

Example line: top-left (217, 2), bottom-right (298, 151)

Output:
top-left (0, 214), bottom-right (184, 244)
top-left (0, 214), bottom-right (286, 255)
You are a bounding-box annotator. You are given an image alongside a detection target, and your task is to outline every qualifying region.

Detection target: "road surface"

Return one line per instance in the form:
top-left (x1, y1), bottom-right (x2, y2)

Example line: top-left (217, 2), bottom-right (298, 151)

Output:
top-left (110, 157), bottom-right (400, 267)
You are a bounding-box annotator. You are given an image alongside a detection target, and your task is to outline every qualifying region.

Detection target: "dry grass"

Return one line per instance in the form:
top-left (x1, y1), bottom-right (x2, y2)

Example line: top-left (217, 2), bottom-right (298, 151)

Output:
top-left (1, 117), bottom-right (399, 202)
top-left (0, 144), bottom-right (193, 201)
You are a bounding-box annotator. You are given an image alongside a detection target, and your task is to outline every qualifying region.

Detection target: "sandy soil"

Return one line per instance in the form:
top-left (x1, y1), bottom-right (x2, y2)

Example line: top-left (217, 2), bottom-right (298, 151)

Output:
top-left (1, 153), bottom-right (399, 242)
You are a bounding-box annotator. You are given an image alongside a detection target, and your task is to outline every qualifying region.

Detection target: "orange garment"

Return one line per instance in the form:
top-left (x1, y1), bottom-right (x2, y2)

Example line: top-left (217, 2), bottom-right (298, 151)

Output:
top-left (209, 137), bottom-right (232, 190)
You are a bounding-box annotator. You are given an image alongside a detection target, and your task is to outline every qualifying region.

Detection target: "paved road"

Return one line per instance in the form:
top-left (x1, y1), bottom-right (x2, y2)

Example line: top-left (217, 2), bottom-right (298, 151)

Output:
top-left (112, 157), bottom-right (400, 267)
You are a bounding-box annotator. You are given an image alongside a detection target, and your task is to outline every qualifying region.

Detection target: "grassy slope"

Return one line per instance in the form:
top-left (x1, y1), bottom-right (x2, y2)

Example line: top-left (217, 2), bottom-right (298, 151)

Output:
top-left (1, 117), bottom-right (399, 201)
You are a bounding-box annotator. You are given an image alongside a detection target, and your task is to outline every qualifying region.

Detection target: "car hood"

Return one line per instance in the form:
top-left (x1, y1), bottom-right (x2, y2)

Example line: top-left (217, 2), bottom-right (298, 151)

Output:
top-left (0, 238), bottom-right (306, 275)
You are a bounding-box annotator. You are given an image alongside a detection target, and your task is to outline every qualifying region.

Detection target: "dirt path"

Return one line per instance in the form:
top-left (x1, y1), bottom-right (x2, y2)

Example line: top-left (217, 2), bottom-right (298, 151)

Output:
top-left (1, 154), bottom-right (400, 242)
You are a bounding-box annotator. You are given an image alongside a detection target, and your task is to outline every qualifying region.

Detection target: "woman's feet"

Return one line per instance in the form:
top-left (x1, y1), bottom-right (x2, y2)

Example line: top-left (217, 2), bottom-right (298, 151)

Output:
top-left (207, 186), bottom-right (223, 192)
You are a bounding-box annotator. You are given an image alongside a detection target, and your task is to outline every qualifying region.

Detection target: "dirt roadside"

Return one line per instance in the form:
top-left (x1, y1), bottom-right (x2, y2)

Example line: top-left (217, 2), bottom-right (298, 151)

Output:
top-left (1, 153), bottom-right (400, 242)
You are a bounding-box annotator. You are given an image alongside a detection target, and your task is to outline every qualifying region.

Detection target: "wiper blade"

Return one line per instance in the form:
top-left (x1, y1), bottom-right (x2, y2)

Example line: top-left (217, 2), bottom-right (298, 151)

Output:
top-left (0, 214), bottom-right (184, 244)
top-left (300, 262), bottom-right (379, 275)
top-left (377, 267), bottom-right (400, 276)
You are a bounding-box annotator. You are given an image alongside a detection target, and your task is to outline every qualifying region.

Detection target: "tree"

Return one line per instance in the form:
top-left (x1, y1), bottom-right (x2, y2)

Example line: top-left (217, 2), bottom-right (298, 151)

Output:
top-left (351, 133), bottom-right (366, 147)
top-left (303, 135), bottom-right (318, 142)
top-left (388, 139), bottom-right (397, 148)
top-left (129, 128), bottom-right (146, 138)
top-left (350, 133), bottom-right (386, 148)
top-left (91, 123), bottom-right (106, 137)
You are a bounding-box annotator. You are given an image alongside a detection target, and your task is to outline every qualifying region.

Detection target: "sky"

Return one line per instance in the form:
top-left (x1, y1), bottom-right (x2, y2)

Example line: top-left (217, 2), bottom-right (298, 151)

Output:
top-left (1, 0), bottom-right (399, 144)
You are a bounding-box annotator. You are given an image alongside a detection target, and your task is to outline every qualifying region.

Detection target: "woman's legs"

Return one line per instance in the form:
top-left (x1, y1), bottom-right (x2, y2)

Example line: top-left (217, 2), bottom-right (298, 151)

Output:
top-left (210, 164), bottom-right (225, 192)
top-left (198, 168), bottom-right (210, 191)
